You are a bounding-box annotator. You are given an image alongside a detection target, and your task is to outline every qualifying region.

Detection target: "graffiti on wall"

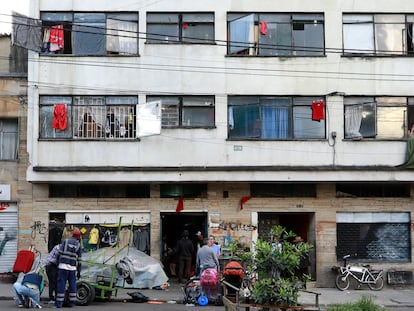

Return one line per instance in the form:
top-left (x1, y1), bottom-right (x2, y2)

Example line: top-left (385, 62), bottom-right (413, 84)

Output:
top-left (30, 221), bottom-right (48, 243)
top-left (0, 227), bottom-right (17, 255)
top-left (211, 221), bottom-right (257, 231)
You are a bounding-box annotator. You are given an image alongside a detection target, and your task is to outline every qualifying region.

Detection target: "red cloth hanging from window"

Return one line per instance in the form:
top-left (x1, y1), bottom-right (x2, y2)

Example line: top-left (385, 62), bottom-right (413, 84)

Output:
top-left (259, 21), bottom-right (268, 35)
top-left (49, 25), bottom-right (64, 49)
top-left (311, 100), bottom-right (325, 121)
top-left (182, 22), bottom-right (188, 30)
top-left (52, 104), bottom-right (67, 130)
top-left (176, 196), bottom-right (184, 214)
top-left (240, 196), bottom-right (252, 210)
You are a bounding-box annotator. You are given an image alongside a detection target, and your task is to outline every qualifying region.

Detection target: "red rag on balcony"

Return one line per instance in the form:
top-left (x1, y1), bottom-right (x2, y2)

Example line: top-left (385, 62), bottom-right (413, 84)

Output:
top-left (176, 196), bottom-right (184, 214)
top-left (311, 100), bottom-right (325, 121)
top-left (52, 104), bottom-right (67, 130)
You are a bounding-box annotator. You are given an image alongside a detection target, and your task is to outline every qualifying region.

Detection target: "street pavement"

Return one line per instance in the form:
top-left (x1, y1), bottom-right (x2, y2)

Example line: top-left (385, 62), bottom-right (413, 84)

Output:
top-left (1, 278), bottom-right (414, 310)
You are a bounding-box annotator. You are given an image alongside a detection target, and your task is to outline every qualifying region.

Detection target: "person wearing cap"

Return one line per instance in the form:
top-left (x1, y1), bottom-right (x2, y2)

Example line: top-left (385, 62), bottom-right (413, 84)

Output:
top-left (55, 230), bottom-right (82, 308)
top-left (293, 236), bottom-right (310, 278)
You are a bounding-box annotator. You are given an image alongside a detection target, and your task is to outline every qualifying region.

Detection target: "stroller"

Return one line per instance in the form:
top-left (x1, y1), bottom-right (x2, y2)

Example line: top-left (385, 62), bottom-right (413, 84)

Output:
top-left (222, 261), bottom-right (251, 301)
top-left (182, 268), bottom-right (222, 306)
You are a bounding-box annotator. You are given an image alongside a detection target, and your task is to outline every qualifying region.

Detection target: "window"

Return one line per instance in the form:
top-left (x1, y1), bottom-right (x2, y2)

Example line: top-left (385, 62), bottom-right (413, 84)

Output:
top-left (146, 13), bottom-right (214, 44)
top-left (41, 12), bottom-right (138, 55)
top-left (49, 184), bottom-right (150, 198)
top-left (160, 183), bottom-right (207, 198)
top-left (0, 119), bottom-right (18, 160)
top-left (39, 96), bottom-right (137, 140)
top-left (343, 14), bottom-right (414, 55)
top-left (147, 96), bottom-right (215, 128)
top-left (228, 13), bottom-right (325, 56)
top-left (336, 183), bottom-right (410, 197)
top-left (228, 96), bottom-right (325, 140)
top-left (336, 212), bottom-right (411, 263)
top-left (251, 183), bottom-right (316, 197)
top-left (344, 97), bottom-right (408, 139)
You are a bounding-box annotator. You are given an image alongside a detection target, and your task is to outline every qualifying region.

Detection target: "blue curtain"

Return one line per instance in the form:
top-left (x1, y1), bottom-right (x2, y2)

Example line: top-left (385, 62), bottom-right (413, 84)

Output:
top-left (262, 105), bottom-right (289, 139)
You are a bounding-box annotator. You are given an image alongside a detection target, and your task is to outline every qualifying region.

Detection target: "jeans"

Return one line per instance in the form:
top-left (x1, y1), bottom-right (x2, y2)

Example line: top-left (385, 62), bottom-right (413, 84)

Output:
top-left (13, 282), bottom-right (40, 307)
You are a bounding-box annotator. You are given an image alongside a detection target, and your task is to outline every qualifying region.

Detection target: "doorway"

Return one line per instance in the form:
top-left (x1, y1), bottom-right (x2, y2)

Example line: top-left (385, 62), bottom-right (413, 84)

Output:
top-left (160, 212), bottom-right (207, 277)
top-left (258, 212), bottom-right (316, 279)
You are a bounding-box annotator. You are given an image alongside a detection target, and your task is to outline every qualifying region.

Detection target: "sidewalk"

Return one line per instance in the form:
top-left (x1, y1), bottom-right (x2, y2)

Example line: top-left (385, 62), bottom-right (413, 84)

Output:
top-left (1, 279), bottom-right (414, 309)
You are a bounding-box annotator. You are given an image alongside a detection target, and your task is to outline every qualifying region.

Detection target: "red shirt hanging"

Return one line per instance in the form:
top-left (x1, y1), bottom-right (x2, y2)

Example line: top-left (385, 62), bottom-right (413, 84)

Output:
top-left (52, 104), bottom-right (67, 130)
top-left (49, 25), bottom-right (64, 49)
top-left (311, 100), bottom-right (325, 121)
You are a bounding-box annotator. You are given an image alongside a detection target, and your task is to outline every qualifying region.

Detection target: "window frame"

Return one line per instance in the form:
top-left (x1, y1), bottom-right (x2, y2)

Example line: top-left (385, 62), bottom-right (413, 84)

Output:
top-left (344, 96), bottom-right (408, 140)
top-left (228, 96), bottom-right (326, 140)
top-left (146, 12), bottom-right (215, 44)
top-left (40, 12), bottom-right (139, 55)
top-left (227, 13), bottom-right (325, 56)
top-left (0, 118), bottom-right (18, 160)
top-left (342, 13), bottom-right (414, 56)
top-left (147, 95), bottom-right (215, 129)
top-left (39, 95), bottom-right (138, 140)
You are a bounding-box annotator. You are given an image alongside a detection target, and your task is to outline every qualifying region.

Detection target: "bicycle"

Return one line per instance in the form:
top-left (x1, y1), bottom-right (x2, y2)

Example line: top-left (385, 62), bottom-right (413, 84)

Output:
top-left (335, 254), bottom-right (384, 291)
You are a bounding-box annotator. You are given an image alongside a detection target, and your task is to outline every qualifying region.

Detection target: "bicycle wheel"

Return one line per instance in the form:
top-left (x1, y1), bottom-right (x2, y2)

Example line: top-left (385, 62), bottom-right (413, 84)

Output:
top-left (335, 273), bottom-right (350, 291)
top-left (368, 276), bottom-right (384, 291)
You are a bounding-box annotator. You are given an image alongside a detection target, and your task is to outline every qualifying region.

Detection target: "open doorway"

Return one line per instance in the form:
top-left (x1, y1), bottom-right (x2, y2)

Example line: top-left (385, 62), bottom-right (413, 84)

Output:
top-left (160, 212), bottom-right (207, 278)
top-left (258, 212), bottom-right (316, 280)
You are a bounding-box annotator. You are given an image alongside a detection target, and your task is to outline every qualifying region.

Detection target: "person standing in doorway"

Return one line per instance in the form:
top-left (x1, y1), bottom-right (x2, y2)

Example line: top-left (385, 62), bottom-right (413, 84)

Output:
top-left (196, 237), bottom-right (219, 276)
top-left (175, 230), bottom-right (194, 283)
top-left (55, 230), bottom-right (82, 308)
top-left (196, 231), bottom-right (204, 250)
top-left (45, 243), bottom-right (60, 304)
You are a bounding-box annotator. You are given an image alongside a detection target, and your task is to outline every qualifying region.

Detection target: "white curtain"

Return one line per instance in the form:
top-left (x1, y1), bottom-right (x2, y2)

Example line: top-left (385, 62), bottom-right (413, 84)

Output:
top-left (345, 105), bottom-right (363, 138)
top-left (107, 18), bottom-right (138, 55)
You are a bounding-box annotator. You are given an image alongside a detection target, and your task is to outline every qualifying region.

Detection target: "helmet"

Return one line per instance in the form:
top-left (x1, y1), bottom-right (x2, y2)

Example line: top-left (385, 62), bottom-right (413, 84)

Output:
top-left (72, 230), bottom-right (81, 239)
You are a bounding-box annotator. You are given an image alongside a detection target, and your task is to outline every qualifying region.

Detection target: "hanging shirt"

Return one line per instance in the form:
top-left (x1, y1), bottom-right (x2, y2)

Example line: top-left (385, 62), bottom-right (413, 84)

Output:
top-left (49, 25), bottom-right (64, 50)
top-left (311, 100), bottom-right (325, 121)
top-left (52, 104), bottom-right (67, 130)
top-left (88, 227), bottom-right (99, 245)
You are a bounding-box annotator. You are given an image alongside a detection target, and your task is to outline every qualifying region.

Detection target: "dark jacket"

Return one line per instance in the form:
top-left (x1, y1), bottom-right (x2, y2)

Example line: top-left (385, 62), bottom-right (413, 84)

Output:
top-left (176, 237), bottom-right (194, 258)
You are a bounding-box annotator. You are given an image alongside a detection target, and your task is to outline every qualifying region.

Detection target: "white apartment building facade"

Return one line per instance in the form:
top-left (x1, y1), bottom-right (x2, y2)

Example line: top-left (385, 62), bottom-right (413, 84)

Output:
top-left (20, 0), bottom-right (414, 286)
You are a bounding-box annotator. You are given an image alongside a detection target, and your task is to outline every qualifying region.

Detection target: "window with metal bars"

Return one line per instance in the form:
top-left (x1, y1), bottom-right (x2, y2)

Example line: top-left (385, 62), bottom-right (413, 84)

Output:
top-left (39, 96), bottom-right (137, 140)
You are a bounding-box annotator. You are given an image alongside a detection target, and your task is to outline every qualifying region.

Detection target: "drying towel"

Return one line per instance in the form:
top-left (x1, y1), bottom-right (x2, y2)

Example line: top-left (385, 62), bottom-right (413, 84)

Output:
top-left (52, 104), bottom-right (67, 130)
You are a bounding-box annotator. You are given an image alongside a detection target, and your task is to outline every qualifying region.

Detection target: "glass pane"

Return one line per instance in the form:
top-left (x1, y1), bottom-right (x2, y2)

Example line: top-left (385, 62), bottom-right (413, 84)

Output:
top-left (229, 14), bottom-right (255, 54)
top-left (73, 23), bottom-right (106, 55)
top-left (182, 107), bottom-right (214, 127)
top-left (228, 104), bottom-right (260, 138)
top-left (41, 12), bottom-right (73, 22)
top-left (147, 13), bottom-right (179, 23)
top-left (293, 23), bottom-right (324, 55)
top-left (183, 97), bottom-right (214, 107)
top-left (261, 98), bottom-right (291, 139)
top-left (359, 103), bottom-right (376, 138)
top-left (107, 18), bottom-right (138, 54)
top-left (0, 119), bottom-right (18, 160)
top-left (375, 22), bottom-right (404, 55)
top-left (259, 22), bottom-right (291, 56)
top-left (158, 98), bottom-right (179, 127)
top-left (182, 13), bottom-right (214, 23)
top-left (343, 23), bottom-right (374, 54)
top-left (39, 105), bottom-right (73, 139)
top-left (183, 24), bottom-right (214, 43)
top-left (147, 24), bottom-right (179, 43)
top-left (377, 106), bottom-right (405, 139)
top-left (294, 106), bottom-right (325, 139)
top-left (39, 97), bottom-right (72, 139)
